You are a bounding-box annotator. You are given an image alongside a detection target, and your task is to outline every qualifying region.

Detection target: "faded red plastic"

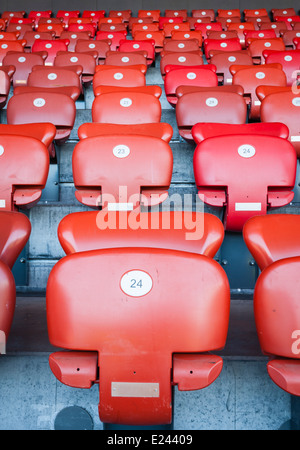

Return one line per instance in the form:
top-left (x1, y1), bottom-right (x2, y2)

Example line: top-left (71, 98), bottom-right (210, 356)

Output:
top-left (194, 135), bottom-right (296, 231)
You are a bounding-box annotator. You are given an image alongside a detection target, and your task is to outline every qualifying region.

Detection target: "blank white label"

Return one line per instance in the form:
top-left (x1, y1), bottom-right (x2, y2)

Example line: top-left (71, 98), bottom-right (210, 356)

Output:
top-left (0, 200), bottom-right (6, 208)
top-left (120, 98), bottom-right (132, 107)
top-left (112, 382), bottom-right (159, 398)
top-left (291, 136), bottom-right (300, 142)
top-left (71, 34), bottom-right (77, 39)
top-left (238, 144), bottom-right (256, 158)
top-left (108, 203), bottom-right (133, 211)
top-left (120, 270), bottom-right (153, 297)
top-left (113, 145), bottom-right (130, 158)
top-left (146, 34), bottom-right (152, 38)
top-left (184, 34), bottom-right (190, 38)
top-left (33, 98), bottom-right (46, 107)
top-left (235, 203), bottom-right (262, 212)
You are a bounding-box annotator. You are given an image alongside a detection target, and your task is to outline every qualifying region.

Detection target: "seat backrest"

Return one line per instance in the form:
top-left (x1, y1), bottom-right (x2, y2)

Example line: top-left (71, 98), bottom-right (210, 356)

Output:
top-left (0, 123), bottom-right (56, 155)
top-left (204, 38), bottom-right (242, 59)
top-left (119, 39), bottom-right (155, 64)
top-left (138, 10), bottom-right (160, 22)
top-left (0, 31), bottom-right (19, 40)
top-left (176, 90), bottom-right (247, 141)
top-left (56, 10), bottom-right (80, 25)
top-left (0, 211), bottom-right (31, 269)
top-left (217, 9), bottom-right (241, 19)
top-left (27, 65), bottom-right (82, 89)
top-left (159, 16), bottom-right (183, 29)
top-left (54, 51), bottom-right (96, 78)
top-left (22, 31), bottom-right (54, 50)
top-left (94, 85), bottom-right (161, 98)
top-left (37, 23), bottom-right (65, 37)
top-left (210, 50), bottom-right (253, 85)
top-left (163, 23), bottom-right (190, 38)
top-left (7, 92), bottom-right (77, 143)
top-left (164, 66), bottom-right (218, 105)
top-left (2, 52), bottom-right (45, 87)
top-left (247, 37), bottom-right (286, 62)
top-left (243, 214), bottom-right (300, 271)
top-left (68, 23), bottom-right (96, 37)
top-left (93, 66), bottom-right (146, 92)
top-left (192, 122), bottom-right (290, 144)
top-left (72, 135), bottom-right (173, 210)
top-left (108, 10), bottom-right (131, 21)
top-left (0, 135), bottom-right (49, 211)
top-left (96, 31), bottom-right (127, 51)
top-left (260, 91), bottom-right (300, 157)
top-left (105, 51), bottom-right (147, 67)
top-left (192, 9), bottom-right (215, 21)
top-left (232, 64), bottom-right (287, 120)
top-left (58, 211), bottom-right (224, 257)
top-left (263, 49), bottom-right (300, 86)
top-left (194, 134), bottom-right (297, 231)
top-left (162, 38), bottom-right (200, 53)
top-left (75, 39), bottom-right (111, 63)
top-left (194, 22), bottom-right (222, 40)
top-left (132, 31), bottom-right (165, 50)
top-left (78, 122), bottom-right (173, 142)
top-left (244, 8), bottom-right (269, 18)
top-left (32, 39), bottom-right (69, 65)
top-left (59, 31), bottom-right (91, 52)
top-left (160, 51), bottom-right (203, 76)
top-left (0, 40), bottom-right (26, 64)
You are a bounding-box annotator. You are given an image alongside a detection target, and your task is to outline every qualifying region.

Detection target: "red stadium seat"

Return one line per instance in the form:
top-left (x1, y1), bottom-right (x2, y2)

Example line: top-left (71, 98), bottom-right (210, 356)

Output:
top-left (187, 17), bottom-right (211, 30)
top-left (72, 135), bottom-right (172, 209)
top-left (7, 91), bottom-right (77, 144)
top-left (0, 123), bottom-right (56, 158)
top-left (272, 8), bottom-right (296, 18)
top-left (99, 23), bottom-right (128, 33)
top-left (263, 49), bottom-right (300, 85)
top-left (47, 210), bottom-right (230, 426)
top-left (1, 11), bottom-right (25, 21)
top-left (192, 9), bottom-right (215, 21)
top-left (0, 40), bottom-right (26, 64)
top-left (193, 134), bottom-right (297, 231)
top-left (0, 69), bottom-right (11, 108)
top-left (162, 38), bottom-right (200, 53)
top-left (159, 17), bottom-right (183, 30)
top-left (119, 39), bottom-right (155, 66)
top-left (217, 9), bottom-right (241, 19)
top-left (210, 50), bottom-right (253, 84)
top-left (96, 30), bottom-right (127, 51)
top-left (82, 10), bottom-right (105, 23)
top-left (28, 10), bottom-right (52, 27)
top-left (0, 134), bottom-right (49, 211)
top-left (128, 17), bottom-right (154, 32)
top-left (92, 90), bottom-right (161, 125)
top-left (243, 214), bottom-right (300, 395)
top-left (75, 39), bottom-right (111, 64)
top-left (32, 39), bottom-right (69, 65)
top-left (56, 10), bottom-right (80, 26)
top-left (2, 52), bottom-right (45, 87)
top-left (195, 22), bottom-right (222, 40)
top-left (244, 9), bottom-right (269, 19)
top-left (164, 65), bottom-right (218, 106)
top-left (23, 30), bottom-right (55, 51)
top-left (27, 65), bottom-right (82, 92)
top-left (170, 30), bottom-right (203, 46)
top-left (68, 22), bottom-right (96, 38)
top-left (108, 10), bottom-right (132, 22)
top-left (0, 211), bottom-right (31, 343)
top-left (59, 31), bottom-right (91, 52)
top-left (204, 38), bottom-right (242, 60)
top-left (192, 122), bottom-right (290, 144)
top-left (176, 87), bottom-right (247, 141)
top-left (259, 22), bottom-right (287, 36)
top-left (105, 51), bottom-right (148, 68)
top-left (133, 30), bottom-right (165, 52)
top-left (94, 85), bottom-right (161, 98)
top-left (138, 10), bottom-right (161, 22)
top-left (6, 23), bottom-right (33, 38)
top-left (246, 37), bottom-right (285, 63)
top-left (37, 22), bottom-right (65, 37)
top-left (93, 65), bottom-right (146, 92)
top-left (280, 30), bottom-right (300, 49)
top-left (231, 64), bottom-right (287, 120)
top-left (0, 31), bottom-right (19, 40)
top-left (163, 23), bottom-right (190, 38)
top-left (165, 10), bottom-right (188, 20)
top-left (78, 122), bottom-right (173, 142)
top-left (160, 51), bottom-right (203, 77)
top-left (54, 51), bottom-right (97, 84)
top-left (260, 90), bottom-right (300, 157)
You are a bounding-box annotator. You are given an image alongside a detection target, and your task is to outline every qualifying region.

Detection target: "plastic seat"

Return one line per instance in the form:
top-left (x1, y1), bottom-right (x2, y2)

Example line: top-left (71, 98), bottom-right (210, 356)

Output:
top-left (6, 23), bottom-right (34, 38)
top-left (0, 211), bottom-right (31, 344)
top-left (22, 31), bottom-right (55, 51)
top-left (160, 51), bottom-right (203, 77)
top-left (0, 31), bottom-right (19, 40)
top-left (260, 90), bottom-right (300, 157)
top-left (170, 31), bottom-right (203, 47)
top-left (0, 134), bottom-right (49, 211)
top-left (28, 10), bottom-right (52, 27)
top-left (162, 38), bottom-right (200, 53)
top-left (47, 210), bottom-right (229, 426)
top-left (59, 31), bottom-right (91, 52)
top-left (159, 17), bottom-right (183, 30)
top-left (133, 31), bottom-right (165, 52)
top-left (244, 9), bottom-right (269, 19)
top-left (54, 51), bottom-right (97, 84)
top-left (99, 23), bottom-right (128, 33)
top-left (244, 29), bottom-right (277, 41)
top-left (56, 10), bottom-right (80, 26)
top-left (176, 88), bottom-right (247, 141)
top-left (105, 51), bottom-right (148, 68)
top-left (163, 23), bottom-right (190, 38)
top-left (96, 30), bottom-right (127, 51)
top-left (138, 10), bottom-right (161, 22)
top-left (164, 65), bottom-right (218, 106)
top-left (194, 23), bottom-right (223, 40)
top-left (94, 85), bottom-right (162, 98)
top-left (75, 39), bottom-right (111, 64)
top-left (206, 30), bottom-right (238, 41)
top-left (218, 17), bottom-right (241, 30)
top-left (98, 17), bottom-right (123, 28)
top-left (192, 9), bottom-right (215, 21)
top-left (92, 91), bottom-right (161, 125)
top-left (0, 69), bottom-right (12, 108)
top-left (0, 123), bottom-right (57, 158)
top-left (275, 16), bottom-right (300, 31)
top-left (245, 16), bottom-right (271, 30)
top-left (243, 214), bottom-right (300, 396)
top-left (210, 50), bottom-right (253, 84)
top-left (259, 21), bottom-right (287, 36)
top-left (68, 22), bottom-right (96, 38)
top-left (2, 52), bottom-right (45, 87)
top-left (194, 134), bottom-right (296, 231)
top-left (0, 40), bottom-right (26, 64)
top-left (165, 10), bottom-right (188, 20)
top-left (217, 9), bottom-right (241, 19)
top-left (72, 135), bottom-right (172, 210)
top-left (280, 30), bottom-right (300, 49)
top-left (32, 39), bottom-right (69, 65)
top-left (263, 49), bottom-right (300, 85)
top-left (27, 65), bottom-right (82, 91)
top-left (37, 22), bottom-right (65, 37)
top-left (119, 39), bottom-right (155, 65)
top-left (78, 122), bottom-right (173, 142)
top-left (192, 122), bottom-right (290, 144)
top-left (108, 10), bottom-right (132, 22)
top-left (1, 11), bottom-right (25, 21)
top-left (7, 91), bottom-right (77, 144)
top-left (187, 17), bottom-right (211, 30)
top-left (272, 9), bottom-right (296, 19)
top-left (204, 38), bottom-right (242, 60)
top-left (231, 64), bottom-right (287, 120)
top-left (246, 37), bottom-right (286, 64)
top-left (93, 65), bottom-right (146, 93)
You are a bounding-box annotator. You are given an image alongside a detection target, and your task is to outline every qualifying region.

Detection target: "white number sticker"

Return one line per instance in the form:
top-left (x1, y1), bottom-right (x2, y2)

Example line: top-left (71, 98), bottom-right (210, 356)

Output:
top-left (120, 270), bottom-right (153, 297)
top-left (206, 97), bottom-right (218, 107)
top-left (0, 145), bottom-right (4, 156)
top-left (114, 72), bottom-right (124, 80)
top-left (33, 98), bottom-right (46, 107)
top-left (292, 98), bottom-right (300, 107)
top-left (238, 144), bottom-right (256, 158)
top-left (120, 98), bottom-right (132, 107)
top-left (48, 73), bottom-right (57, 80)
top-left (113, 145), bottom-right (130, 158)
top-left (256, 72), bottom-right (266, 79)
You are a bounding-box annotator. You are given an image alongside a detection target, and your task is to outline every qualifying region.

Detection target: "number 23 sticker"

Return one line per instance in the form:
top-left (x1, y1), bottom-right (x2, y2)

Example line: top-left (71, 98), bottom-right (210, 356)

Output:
top-left (120, 270), bottom-right (153, 297)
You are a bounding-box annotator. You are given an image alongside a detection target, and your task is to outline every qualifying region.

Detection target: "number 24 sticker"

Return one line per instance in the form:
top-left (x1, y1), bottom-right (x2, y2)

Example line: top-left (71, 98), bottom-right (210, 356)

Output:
top-left (120, 270), bottom-right (153, 297)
